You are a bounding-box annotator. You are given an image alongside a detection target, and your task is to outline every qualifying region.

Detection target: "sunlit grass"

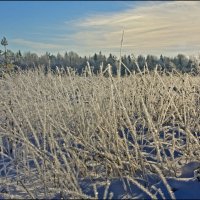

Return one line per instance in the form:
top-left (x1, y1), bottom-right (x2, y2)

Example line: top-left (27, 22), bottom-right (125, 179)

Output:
top-left (0, 67), bottom-right (200, 199)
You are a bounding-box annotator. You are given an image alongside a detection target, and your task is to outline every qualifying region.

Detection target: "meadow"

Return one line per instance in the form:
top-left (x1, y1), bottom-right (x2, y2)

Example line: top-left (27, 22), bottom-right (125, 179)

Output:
top-left (0, 66), bottom-right (200, 199)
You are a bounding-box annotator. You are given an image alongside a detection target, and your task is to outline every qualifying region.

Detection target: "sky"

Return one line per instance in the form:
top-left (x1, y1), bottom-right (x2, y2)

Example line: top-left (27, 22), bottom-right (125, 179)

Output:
top-left (1, 1), bottom-right (200, 58)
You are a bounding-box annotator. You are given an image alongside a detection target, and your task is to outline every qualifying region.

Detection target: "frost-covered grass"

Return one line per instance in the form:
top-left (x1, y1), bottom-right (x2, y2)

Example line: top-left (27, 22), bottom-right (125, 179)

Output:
top-left (0, 67), bottom-right (200, 199)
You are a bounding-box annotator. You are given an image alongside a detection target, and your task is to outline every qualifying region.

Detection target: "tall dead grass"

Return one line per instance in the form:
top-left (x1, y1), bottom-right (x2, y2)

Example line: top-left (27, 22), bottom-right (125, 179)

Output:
top-left (0, 67), bottom-right (200, 199)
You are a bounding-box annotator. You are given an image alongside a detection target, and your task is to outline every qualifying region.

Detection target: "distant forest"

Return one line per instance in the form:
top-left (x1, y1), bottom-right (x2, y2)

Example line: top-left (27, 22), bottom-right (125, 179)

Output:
top-left (1, 37), bottom-right (200, 76)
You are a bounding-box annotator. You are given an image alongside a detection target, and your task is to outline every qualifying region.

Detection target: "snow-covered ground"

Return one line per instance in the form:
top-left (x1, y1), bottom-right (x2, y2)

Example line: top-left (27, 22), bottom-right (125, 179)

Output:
top-left (0, 157), bottom-right (200, 199)
top-left (0, 127), bottom-right (199, 199)
top-left (0, 131), bottom-right (200, 199)
top-left (77, 161), bottom-right (200, 199)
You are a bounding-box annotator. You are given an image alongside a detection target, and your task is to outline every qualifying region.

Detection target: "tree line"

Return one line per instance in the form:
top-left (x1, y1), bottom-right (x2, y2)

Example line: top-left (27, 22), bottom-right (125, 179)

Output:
top-left (1, 36), bottom-right (200, 76)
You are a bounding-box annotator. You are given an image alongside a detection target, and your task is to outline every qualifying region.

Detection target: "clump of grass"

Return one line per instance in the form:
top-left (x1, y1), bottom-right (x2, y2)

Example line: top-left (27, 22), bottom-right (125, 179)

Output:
top-left (0, 65), bottom-right (200, 199)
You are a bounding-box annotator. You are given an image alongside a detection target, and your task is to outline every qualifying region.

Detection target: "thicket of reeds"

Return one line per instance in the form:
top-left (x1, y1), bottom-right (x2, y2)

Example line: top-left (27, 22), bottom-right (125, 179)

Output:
top-left (0, 63), bottom-right (200, 199)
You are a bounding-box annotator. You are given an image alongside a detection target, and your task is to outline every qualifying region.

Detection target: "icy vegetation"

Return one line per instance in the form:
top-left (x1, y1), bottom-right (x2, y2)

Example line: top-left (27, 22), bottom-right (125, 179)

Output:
top-left (0, 67), bottom-right (200, 199)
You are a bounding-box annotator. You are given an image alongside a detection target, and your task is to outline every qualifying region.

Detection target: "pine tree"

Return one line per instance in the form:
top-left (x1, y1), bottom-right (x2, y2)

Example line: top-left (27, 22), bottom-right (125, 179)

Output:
top-left (1, 36), bottom-right (8, 66)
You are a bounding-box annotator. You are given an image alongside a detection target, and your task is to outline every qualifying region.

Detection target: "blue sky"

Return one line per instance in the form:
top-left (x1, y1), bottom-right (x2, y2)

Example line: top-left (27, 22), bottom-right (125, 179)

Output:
top-left (1, 1), bottom-right (200, 57)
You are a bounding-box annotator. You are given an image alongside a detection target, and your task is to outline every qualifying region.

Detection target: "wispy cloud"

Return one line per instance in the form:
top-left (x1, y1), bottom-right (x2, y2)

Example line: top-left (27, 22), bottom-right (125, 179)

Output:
top-left (11, 38), bottom-right (65, 50)
top-left (65, 1), bottom-right (200, 56)
top-left (9, 1), bottom-right (200, 57)
top-left (10, 38), bottom-right (71, 55)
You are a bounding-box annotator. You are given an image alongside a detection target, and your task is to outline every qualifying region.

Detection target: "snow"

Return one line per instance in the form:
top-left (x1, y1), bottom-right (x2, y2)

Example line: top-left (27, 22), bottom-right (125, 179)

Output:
top-left (0, 134), bottom-right (200, 199)
top-left (180, 161), bottom-right (200, 178)
top-left (78, 162), bottom-right (200, 199)
top-left (173, 179), bottom-right (200, 199)
top-left (1, 151), bottom-right (200, 199)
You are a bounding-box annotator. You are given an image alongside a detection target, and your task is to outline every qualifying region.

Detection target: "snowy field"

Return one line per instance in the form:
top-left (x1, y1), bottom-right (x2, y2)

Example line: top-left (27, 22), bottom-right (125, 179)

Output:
top-left (0, 68), bottom-right (200, 199)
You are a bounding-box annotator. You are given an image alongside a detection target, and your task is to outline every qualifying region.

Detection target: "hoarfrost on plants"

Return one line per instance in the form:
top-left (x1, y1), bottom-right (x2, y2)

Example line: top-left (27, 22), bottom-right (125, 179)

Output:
top-left (0, 67), bottom-right (200, 199)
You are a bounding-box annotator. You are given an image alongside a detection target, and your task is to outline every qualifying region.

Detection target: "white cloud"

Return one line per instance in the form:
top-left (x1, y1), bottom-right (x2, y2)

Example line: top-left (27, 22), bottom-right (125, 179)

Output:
top-left (11, 38), bottom-right (65, 50)
top-left (65, 1), bottom-right (200, 57)
top-left (10, 1), bottom-right (200, 57)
